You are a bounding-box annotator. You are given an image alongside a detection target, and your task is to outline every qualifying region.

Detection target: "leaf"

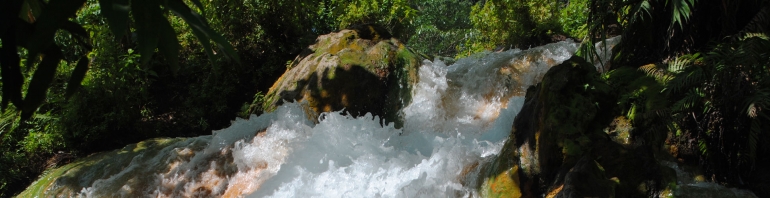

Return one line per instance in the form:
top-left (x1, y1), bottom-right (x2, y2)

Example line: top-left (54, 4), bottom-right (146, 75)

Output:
top-left (167, 0), bottom-right (241, 64)
top-left (65, 56), bottom-right (90, 99)
top-left (698, 139), bottom-right (708, 156)
top-left (747, 118), bottom-right (760, 164)
top-left (98, 0), bottom-right (130, 38)
top-left (22, 46), bottom-right (63, 120)
top-left (668, 0), bottom-right (695, 32)
top-left (19, 0), bottom-right (43, 23)
top-left (156, 14), bottom-right (181, 73)
top-left (0, 28), bottom-right (24, 110)
top-left (26, 0), bottom-right (86, 62)
top-left (130, 0), bottom-right (162, 66)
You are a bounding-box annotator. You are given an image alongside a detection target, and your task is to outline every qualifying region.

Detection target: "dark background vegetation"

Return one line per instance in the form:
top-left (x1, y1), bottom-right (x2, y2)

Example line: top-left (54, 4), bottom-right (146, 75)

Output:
top-left (1, 0), bottom-right (769, 197)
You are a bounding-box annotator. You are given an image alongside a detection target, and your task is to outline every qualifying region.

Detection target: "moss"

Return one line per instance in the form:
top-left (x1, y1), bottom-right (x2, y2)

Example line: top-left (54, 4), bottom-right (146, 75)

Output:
top-left (256, 27), bottom-right (425, 125)
top-left (482, 165), bottom-right (523, 198)
top-left (18, 138), bottom-right (185, 197)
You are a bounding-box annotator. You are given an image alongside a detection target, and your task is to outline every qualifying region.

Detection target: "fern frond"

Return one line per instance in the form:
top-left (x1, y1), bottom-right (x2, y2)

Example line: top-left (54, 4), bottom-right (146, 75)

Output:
top-left (667, 65), bottom-right (706, 94)
top-left (746, 118), bottom-right (761, 165)
top-left (698, 139), bottom-right (709, 156)
top-left (742, 33), bottom-right (769, 40)
top-left (743, 87), bottom-right (770, 118)
top-left (639, 63), bottom-right (665, 81)
top-left (672, 88), bottom-right (704, 112)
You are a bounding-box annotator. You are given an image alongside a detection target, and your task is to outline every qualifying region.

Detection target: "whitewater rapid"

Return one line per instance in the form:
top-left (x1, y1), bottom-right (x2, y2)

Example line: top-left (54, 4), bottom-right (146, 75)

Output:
top-left (42, 41), bottom-right (579, 197)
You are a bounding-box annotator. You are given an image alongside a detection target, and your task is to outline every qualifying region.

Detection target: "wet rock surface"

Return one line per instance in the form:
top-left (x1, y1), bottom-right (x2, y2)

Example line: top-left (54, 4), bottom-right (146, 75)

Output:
top-left (477, 56), bottom-right (669, 197)
top-left (255, 26), bottom-right (424, 125)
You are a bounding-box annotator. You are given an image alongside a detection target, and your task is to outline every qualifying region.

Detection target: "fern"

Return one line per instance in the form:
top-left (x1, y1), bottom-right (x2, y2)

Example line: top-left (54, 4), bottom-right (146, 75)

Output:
top-left (698, 139), bottom-right (708, 156)
top-left (667, 65), bottom-right (705, 94)
top-left (743, 88), bottom-right (770, 118)
top-left (639, 63), bottom-right (673, 83)
top-left (671, 88), bottom-right (705, 112)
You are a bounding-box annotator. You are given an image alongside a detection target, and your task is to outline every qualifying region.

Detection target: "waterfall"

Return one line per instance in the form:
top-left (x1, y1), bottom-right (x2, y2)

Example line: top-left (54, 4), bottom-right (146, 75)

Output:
top-left (248, 41), bottom-right (578, 198)
top-left (23, 41), bottom-right (579, 197)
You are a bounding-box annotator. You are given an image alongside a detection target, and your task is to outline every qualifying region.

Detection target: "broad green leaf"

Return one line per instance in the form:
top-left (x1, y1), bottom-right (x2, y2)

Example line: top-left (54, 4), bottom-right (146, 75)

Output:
top-left (166, 0), bottom-right (216, 58)
top-left (65, 56), bottom-right (90, 99)
top-left (0, 31), bottom-right (24, 110)
top-left (156, 13), bottom-right (181, 73)
top-left (26, 0), bottom-right (86, 61)
top-left (207, 26), bottom-right (241, 64)
top-left (167, 0), bottom-right (241, 64)
top-left (22, 46), bottom-right (63, 120)
top-left (19, 0), bottom-right (43, 23)
top-left (131, 0), bottom-right (162, 66)
top-left (98, 0), bottom-right (130, 38)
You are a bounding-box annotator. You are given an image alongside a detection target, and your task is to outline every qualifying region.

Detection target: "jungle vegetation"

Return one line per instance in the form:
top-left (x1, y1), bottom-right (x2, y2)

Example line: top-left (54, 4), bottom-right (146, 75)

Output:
top-left (1, 0), bottom-right (769, 196)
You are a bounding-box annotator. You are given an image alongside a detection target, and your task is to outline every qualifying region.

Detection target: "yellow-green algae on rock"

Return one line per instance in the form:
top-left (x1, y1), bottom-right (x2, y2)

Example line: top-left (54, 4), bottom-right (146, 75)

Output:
top-left (481, 165), bottom-right (523, 198)
top-left (17, 138), bottom-right (185, 197)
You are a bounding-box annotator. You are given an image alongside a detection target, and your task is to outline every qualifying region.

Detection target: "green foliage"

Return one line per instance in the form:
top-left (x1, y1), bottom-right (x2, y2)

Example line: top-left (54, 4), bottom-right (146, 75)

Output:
top-left (461, 0), bottom-right (590, 57)
top-left (406, 0), bottom-right (475, 57)
top-left (0, 0), bottom-right (238, 121)
top-left (468, 0), bottom-right (560, 49)
top-left (558, 0), bottom-right (589, 39)
top-left (0, 49), bottom-right (76, 198)
top-left (665, 35), bottom-right (770, 183)
top-left (331, 0), bottom-right (418, 37)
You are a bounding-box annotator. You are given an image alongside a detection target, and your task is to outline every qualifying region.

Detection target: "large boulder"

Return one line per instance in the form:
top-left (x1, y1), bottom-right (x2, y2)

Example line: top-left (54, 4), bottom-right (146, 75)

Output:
top-left (476, 56), bottom-right (667, 197)
top-left (251, 25), bottom-right (425, 125)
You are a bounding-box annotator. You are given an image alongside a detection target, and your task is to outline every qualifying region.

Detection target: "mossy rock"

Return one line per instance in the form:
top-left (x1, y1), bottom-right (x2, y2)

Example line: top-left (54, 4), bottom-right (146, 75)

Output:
top-left (252, 26), bottom-right (425, 126)
top-left (17, 138), bottom-right (188, 197)
top-left (477, 56), bottom-right (667, 197)
top-left (546, 156), bottom-right (617, 198)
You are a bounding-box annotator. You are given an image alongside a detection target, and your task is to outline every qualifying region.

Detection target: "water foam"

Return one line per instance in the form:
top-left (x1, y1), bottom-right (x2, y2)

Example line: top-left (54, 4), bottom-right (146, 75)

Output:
top-left (249, 41), bottom-right (578, 197)
top-left (43, 41), bottom-right (579, 197)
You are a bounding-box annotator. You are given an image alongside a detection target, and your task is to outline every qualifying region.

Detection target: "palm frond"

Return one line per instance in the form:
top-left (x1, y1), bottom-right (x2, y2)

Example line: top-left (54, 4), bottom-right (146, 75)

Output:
top-left (667, 0), bottom-right (696, 32)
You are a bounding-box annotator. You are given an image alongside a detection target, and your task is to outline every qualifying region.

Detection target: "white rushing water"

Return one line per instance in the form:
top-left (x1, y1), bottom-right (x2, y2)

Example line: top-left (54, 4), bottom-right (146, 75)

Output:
top-left (48, 41), bottom-right (578, 197)
top-left (246, 41), bottom-right (578, 197)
